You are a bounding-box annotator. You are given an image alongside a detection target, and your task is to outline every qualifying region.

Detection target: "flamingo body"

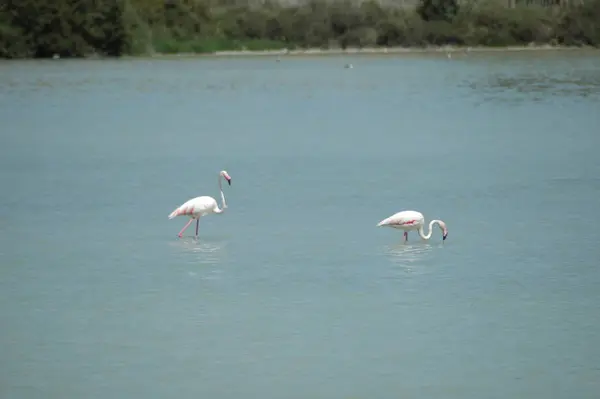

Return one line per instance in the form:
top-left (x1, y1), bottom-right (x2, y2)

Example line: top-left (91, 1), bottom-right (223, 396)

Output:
top-left (377, 210), bottom-right (424, 230)
top-left (377, 210), bottom-right (448, 242)
top-left (168, 196), bottom-right (220, 220)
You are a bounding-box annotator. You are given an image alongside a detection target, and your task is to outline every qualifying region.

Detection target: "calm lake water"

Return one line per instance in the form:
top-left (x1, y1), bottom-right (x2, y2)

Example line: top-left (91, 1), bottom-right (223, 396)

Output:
top-left (1, 50), bottom-right (600, 399)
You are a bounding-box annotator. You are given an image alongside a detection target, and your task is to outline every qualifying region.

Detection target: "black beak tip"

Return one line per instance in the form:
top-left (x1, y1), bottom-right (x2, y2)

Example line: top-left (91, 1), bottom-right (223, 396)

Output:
top-left (443, 234), bottom-right (448, 241)
top-left (228, 179), bottom-right (231, 186)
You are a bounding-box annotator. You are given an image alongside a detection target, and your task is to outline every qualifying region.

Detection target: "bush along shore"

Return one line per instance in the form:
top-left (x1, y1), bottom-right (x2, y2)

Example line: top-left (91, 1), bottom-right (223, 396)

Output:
top-left (1, 0), bottom-right (599, 59)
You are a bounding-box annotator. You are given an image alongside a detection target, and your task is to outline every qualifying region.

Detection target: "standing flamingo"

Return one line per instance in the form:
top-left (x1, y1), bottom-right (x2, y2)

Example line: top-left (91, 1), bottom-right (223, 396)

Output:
top-left (168, 170), bottom-right (232, 238)
top-left (377, 210), bottom-right (448, 242)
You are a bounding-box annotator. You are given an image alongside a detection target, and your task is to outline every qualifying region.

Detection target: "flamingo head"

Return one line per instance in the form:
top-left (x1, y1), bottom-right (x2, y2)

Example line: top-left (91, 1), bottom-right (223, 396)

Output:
top-left (438, 221), bottom-right (448, 241)
top-left (220, 170), bottom-right (232, 186)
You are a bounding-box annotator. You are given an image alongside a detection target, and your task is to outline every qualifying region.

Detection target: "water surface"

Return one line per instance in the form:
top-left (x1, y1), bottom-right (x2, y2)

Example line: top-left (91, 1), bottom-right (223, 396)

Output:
top-left (1, 50), bottom-right (600, 399)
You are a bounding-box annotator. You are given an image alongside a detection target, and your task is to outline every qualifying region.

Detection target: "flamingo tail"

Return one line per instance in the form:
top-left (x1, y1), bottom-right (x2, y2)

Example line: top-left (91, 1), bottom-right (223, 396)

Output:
top-left (377, 217), bottom-right (394, 227)
top-left (168, 208), bottom-right (181, 219)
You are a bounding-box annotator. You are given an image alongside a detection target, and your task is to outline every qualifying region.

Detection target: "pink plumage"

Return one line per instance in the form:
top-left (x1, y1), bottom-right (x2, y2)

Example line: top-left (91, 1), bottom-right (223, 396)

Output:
top-left (377, 210), bottom-right (448, 242)
top-left (168, 170), bottom-right (232, 238)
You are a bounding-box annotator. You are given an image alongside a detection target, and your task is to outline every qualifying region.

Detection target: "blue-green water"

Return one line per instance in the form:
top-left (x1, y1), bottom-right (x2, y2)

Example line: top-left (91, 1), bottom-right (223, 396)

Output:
top-left (1, 50), bottom-right (600, 398)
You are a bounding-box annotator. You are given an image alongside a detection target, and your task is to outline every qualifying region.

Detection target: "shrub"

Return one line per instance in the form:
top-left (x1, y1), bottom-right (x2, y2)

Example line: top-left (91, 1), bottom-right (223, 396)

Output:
top-left (1, 0), bottom-right (599, 58)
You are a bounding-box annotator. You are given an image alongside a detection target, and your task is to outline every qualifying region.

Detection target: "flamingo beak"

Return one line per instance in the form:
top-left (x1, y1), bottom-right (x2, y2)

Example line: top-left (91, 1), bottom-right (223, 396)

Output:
top-left (443, 231), bottom-right (448, 241)
top-left (227, 177), bottom-right (231, 186)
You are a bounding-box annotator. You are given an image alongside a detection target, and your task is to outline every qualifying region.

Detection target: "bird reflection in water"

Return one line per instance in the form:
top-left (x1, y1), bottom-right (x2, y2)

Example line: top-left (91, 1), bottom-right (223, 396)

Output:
top-left (381, 242), bottom-right (437, 276)
top-left (169, 237), bottom-right (228, 266)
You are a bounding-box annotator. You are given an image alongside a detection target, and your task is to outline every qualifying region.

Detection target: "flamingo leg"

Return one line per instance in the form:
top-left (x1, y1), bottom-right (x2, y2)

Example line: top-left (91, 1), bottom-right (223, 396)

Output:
top-left (195, 219), bottom-right (199, 237)
top-left (403, 231), bottom-right (408, 242)
top-left (178, 219), bottom-right (193, 238)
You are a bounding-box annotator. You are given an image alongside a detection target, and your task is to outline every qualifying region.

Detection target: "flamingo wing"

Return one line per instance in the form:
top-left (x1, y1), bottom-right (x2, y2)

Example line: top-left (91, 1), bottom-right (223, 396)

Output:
top-left (168, 196), bottom-right (217, 219)
top-left (377, 210), bottom-right (423, 228)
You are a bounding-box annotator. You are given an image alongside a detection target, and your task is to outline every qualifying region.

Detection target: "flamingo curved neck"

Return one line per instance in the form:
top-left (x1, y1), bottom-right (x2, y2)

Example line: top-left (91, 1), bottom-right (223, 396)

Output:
top-left (418, 220), bottom-right (441, 240)
top-left (216, 174), bottom-right (227, 212)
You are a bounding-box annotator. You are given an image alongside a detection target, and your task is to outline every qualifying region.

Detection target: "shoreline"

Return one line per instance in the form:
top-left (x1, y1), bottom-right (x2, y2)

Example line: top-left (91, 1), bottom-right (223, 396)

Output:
top-left (151, 44), bottom-right (597, 59)
top-left (3, 44), bottom-right (597, 62)
top-left (218, 45), bottom-right (592, 56)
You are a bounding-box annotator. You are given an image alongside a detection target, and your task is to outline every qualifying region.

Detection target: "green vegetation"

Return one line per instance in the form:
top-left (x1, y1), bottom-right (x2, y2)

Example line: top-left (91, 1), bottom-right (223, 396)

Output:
top-left (1, 0), bottom-right (599, 59)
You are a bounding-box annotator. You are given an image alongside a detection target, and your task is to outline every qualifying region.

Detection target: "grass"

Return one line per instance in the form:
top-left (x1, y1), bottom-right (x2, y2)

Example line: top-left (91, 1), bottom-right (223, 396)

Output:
top-left (152, 37), bottom-right (290, 54)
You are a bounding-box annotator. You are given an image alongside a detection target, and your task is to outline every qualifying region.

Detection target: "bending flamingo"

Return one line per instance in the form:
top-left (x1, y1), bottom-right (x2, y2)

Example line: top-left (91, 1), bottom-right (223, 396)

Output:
top-left (168, 170), bottom-right (232, 238)
top-left (377, 210), bottom-right (448, 242)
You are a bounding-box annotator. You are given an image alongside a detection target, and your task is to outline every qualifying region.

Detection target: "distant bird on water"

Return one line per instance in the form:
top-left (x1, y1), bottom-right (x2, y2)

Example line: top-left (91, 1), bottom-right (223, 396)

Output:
top-left (377, 210), bottom-right (448, 242)
top-left (168, 170), bottom-right (232, 238)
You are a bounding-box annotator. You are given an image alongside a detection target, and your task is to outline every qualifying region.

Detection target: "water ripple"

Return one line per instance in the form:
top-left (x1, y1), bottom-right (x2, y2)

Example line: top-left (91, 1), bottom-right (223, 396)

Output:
top-left (168, 237), bottom-right (228, 266)
top-left (464, 69), bottom-right (600, 104)
top-left (379, 242), bottom-right (439, 276)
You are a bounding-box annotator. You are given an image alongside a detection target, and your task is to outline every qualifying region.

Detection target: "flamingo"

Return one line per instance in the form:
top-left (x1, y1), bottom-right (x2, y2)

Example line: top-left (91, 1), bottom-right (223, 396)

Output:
top-left (377, 210), bottom-right (448, 242)
top-left (168, 170), bottom-right (232, 238)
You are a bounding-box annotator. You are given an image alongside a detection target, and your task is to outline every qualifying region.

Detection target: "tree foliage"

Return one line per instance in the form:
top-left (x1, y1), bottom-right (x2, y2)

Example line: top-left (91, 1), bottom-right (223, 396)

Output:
top-left (417, 0), bottom-right (460, 22)
top-left (1, 0), bottom-right (599, 59)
